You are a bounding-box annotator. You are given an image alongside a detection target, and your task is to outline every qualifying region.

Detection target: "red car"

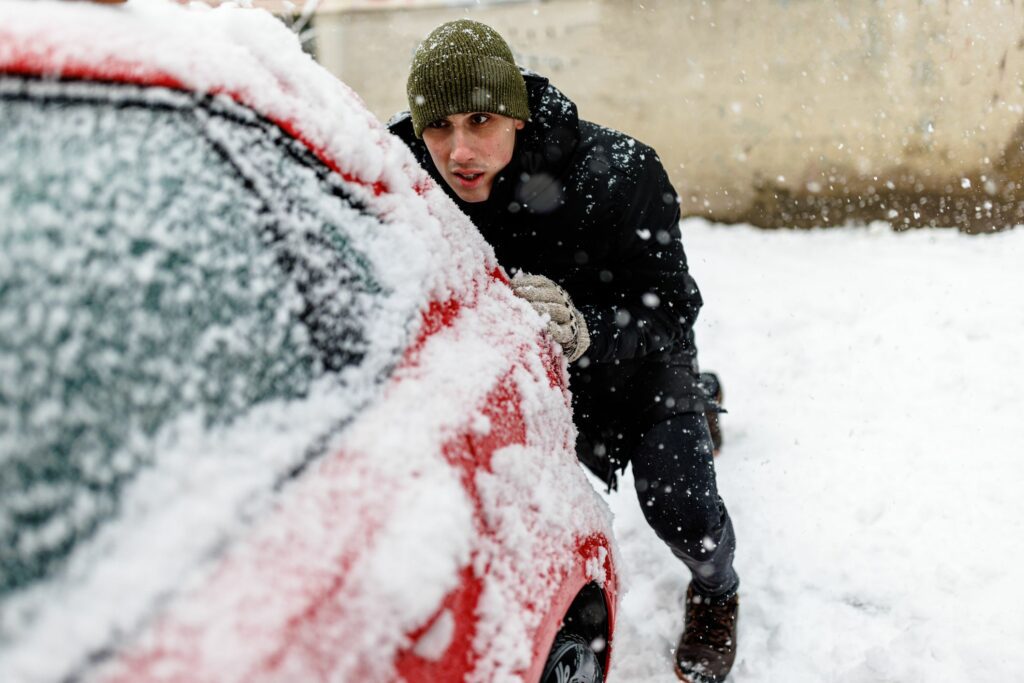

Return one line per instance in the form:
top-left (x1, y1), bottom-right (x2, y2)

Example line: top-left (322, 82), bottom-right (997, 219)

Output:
top-left (0, 1), bottom-right (618, 681)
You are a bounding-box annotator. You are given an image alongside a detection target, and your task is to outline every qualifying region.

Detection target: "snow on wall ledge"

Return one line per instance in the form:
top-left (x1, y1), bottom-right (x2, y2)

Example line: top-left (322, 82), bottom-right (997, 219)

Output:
top-left (323, 0), bottom-right (1024, 232)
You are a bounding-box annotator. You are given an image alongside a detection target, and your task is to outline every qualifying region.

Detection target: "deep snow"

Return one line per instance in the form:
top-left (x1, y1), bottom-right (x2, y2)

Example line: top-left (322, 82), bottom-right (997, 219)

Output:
top-left (603, 218), bottom-right (1024, 682)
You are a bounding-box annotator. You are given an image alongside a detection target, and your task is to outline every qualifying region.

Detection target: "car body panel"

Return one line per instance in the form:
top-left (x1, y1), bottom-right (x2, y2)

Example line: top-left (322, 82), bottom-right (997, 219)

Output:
top-left (0, 1), bottom-right (618, 681)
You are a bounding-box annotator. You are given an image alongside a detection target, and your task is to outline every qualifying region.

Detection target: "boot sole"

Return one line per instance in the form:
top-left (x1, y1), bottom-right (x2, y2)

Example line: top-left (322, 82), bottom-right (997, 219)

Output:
top-left (674, 660), bottom-right (723, 683)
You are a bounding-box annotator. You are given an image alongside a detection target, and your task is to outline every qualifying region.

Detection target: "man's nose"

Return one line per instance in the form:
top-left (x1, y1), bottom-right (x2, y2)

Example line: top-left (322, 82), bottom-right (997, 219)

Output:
top-left (450, 129), bottom-right (474, 164)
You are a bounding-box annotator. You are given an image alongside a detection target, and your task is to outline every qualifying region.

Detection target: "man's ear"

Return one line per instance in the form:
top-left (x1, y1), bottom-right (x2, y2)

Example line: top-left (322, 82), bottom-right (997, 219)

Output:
top-left (514, 119), bottom-right (526, 131)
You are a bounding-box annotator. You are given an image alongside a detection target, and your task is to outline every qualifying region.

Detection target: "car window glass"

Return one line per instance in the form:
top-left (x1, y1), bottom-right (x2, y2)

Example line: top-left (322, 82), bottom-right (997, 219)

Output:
top-left (0, 78), bottom-right (398, 601)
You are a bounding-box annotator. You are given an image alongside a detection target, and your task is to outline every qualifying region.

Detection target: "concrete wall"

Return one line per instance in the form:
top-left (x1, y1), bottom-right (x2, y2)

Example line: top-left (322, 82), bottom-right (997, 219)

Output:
top-left (314, 0), bottom-right (1024, 231)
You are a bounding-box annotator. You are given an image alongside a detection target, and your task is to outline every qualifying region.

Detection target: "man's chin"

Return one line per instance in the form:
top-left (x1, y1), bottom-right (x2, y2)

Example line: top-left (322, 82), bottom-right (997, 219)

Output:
top-left (448, 181), bottom-right (491, 203)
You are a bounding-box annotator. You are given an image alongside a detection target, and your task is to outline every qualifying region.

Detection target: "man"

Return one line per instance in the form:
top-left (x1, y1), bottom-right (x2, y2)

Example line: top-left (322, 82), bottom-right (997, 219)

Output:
top-left (389, 19), bottom-right (739, 683)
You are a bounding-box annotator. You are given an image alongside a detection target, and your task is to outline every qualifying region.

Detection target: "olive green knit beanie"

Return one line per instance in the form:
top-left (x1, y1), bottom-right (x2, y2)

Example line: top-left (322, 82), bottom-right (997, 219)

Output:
top-left (406, 19), bottom-right (530, 138)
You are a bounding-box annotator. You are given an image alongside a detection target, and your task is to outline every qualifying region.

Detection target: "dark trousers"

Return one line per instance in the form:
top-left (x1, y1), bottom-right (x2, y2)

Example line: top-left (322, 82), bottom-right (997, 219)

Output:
top-left (631, 413), bottom-right (739, 598)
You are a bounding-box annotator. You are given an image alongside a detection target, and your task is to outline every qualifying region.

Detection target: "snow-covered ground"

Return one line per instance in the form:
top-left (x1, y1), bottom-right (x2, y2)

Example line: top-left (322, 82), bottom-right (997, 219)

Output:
top-left (603, 219), bottom-right (1024, 682)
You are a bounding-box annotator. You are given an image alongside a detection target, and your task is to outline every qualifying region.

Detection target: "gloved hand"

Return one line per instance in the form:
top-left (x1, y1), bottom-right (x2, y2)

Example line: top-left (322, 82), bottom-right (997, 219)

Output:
top-left (511, 271), bottom-right (590, 362)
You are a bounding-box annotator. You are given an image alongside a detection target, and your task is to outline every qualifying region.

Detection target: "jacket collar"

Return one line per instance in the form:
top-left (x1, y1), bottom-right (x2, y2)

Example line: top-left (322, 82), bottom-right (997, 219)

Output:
top-left (516, 68), bottom-right (580, 179)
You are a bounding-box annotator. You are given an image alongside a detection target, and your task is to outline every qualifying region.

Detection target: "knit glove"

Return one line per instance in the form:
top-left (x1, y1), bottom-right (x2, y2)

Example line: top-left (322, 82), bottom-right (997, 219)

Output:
top-left (511, 271), bottom-right (591, 362)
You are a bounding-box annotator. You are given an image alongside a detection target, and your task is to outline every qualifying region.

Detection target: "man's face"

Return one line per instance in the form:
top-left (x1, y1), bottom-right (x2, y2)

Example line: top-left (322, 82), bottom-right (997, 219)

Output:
top-left (421, 112), bottom-right (525, 203)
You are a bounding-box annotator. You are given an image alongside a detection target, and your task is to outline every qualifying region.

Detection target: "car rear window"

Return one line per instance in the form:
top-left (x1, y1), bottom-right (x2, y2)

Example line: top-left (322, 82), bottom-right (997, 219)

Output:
top-left (0, 78), bottom-right (397, 600)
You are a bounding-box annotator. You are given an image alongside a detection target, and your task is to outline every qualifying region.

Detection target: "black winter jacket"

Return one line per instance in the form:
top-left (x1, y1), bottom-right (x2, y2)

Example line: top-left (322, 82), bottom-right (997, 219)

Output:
top-left (390, 71), bottom-right (715, 486)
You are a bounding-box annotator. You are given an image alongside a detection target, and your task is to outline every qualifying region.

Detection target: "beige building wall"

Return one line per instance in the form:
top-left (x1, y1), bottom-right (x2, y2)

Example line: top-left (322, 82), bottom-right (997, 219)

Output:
top-left (312, 0), bottom-right (1024, 231)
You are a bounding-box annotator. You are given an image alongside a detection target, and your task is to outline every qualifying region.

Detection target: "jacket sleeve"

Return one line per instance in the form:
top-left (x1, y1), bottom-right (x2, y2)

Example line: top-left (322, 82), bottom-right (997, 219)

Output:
top-left (577, 152), bottom-right (702, 363)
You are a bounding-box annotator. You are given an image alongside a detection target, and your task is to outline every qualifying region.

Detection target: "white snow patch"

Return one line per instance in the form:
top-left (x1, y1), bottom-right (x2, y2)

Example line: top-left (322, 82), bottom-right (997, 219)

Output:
top-left (604, 219), bottom-right (1024, 682)
top-left (413, 609), bottom-right (456, 661)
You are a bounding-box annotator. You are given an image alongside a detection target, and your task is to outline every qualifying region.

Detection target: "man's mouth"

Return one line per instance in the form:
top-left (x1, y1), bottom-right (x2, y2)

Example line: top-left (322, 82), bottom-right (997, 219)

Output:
top-left (452, 170), bottom-right (484, 188)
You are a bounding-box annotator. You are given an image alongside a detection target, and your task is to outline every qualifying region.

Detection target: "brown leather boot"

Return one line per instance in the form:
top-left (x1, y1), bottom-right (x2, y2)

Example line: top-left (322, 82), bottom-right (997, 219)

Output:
top-left (674, 584), bottom-right (739, 683)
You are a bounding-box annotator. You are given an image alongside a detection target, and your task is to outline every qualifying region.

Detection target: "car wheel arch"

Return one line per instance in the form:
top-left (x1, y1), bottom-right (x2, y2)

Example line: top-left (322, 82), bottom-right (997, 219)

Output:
top-left (526, 533), bottom-right (617, 683)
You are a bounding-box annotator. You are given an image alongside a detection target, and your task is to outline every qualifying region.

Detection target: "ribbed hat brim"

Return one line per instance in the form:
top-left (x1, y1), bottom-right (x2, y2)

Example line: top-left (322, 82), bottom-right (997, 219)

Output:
top-left (407, 53), bottom-right (530, 137)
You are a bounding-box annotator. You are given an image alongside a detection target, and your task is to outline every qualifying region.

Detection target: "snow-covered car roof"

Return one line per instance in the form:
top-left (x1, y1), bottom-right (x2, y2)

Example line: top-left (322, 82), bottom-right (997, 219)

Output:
top-left (1, 2), bottom-right (616, 681)
top-left (0, 0), bottom-right (493, 290)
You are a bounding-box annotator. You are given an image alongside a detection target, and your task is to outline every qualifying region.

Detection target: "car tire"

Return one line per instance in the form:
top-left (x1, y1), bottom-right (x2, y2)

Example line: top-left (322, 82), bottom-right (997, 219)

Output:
top-left (540, 632), bottom-right (603, 683)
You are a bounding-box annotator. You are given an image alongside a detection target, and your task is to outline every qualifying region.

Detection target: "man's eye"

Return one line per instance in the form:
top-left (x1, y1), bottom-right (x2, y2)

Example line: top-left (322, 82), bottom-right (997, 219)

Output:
top-left (470, 113), bottom-right (490, 125)
top-left (426, 120), bottom-right (449, 129)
